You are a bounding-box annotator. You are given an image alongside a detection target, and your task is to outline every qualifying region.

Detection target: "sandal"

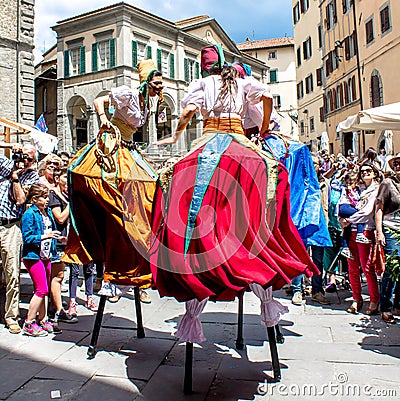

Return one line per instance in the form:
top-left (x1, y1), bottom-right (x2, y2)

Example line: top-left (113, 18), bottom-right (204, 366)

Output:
top-left (381, 312), bottom-right (396, 324)
top-left (366, 302), bottom-right (379, 315)
top-left (347, 299), bottom-right (363, 314)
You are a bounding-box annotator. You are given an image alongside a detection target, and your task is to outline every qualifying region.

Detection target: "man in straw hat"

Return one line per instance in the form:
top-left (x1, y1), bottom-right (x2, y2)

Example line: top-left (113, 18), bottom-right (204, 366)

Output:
top-left (63, 59), bottom-right (163, 304)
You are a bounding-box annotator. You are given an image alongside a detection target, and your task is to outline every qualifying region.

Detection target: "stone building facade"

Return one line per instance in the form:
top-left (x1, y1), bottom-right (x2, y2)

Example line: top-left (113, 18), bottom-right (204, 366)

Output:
top-left (238, 37), bottom-right (299, 139)
top-left (0, 0), bottom-right (35, 125)
top-left (37, 3), bottom-right (268, 155)
top-left (293, 0), bottom-right (400, 155)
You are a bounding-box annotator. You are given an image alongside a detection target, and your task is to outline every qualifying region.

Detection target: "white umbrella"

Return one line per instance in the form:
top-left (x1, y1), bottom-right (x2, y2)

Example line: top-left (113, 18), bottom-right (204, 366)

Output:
top-left (337, 102), bottom-right (400, 132)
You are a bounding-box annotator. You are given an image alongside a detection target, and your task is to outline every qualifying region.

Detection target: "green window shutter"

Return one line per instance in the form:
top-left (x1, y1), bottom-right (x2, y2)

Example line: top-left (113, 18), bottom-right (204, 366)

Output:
top-left (132, 40), bottom-right (138, 68)
top-left (184, 58), bottom-right (189, 82)
top-left (169, 53), bottom-right (175, 79)
top-left (146, 45), bottom-right (152, 60)
top-left (92, 43), bottom-right (98, 72)
top-left (195, 61), bottom-right (200, 79)
top-left (157, 49), bottom-right (162, 71)
top-left (79, 46), bottom-right (86, 74)
top-left (64, 50), bottom-right (70, 78)
top-left (109, 38), bottom-right (116, 68)
top-left (270, 69), bottom-right (277, 83)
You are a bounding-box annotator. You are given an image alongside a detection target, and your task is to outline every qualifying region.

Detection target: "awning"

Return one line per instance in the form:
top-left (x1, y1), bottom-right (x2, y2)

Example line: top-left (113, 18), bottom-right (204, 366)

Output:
top-left (0, 117), bottom-right (58, 154)
top-left (337, 102), bottom-right (400, 132)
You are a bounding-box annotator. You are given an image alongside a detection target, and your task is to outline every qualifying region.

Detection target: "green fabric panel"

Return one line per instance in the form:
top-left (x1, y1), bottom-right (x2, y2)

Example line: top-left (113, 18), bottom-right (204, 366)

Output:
top-left (64, 49), bottom-right (70, 78)
top-left (92, 43), bottom-right (98, 72)
top-left (109, 38), bottom-right (116, 68)
top-left (79, 46), bottom-right (86, 74)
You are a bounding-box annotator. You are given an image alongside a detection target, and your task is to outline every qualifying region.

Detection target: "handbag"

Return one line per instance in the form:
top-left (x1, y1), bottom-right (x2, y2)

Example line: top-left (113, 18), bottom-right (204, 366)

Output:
top-left (371, 242), bottom-right (386, 276)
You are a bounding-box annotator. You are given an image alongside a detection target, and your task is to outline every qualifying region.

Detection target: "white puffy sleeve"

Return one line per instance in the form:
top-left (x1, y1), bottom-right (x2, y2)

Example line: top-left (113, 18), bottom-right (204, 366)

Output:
top-left (181, 79), bottom-right (204, 109)
top-left (243, 77), bottom-right (272, 105)
top-left (110, 86), bottom-right (133, 109)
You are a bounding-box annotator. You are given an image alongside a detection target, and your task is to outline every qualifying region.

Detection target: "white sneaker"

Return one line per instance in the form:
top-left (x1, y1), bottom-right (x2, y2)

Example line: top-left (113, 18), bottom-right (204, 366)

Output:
top-left (291, 292), bottom-right (303, 305)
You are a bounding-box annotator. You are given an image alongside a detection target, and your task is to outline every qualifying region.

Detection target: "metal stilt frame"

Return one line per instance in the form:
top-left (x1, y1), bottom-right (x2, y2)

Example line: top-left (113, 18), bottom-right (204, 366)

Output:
top-left (87, 287), bottom-right (145, 359)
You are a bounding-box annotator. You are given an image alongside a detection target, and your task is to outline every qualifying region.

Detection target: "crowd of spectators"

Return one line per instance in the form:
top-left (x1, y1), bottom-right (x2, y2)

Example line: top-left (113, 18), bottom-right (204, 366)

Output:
top-left (0, 143), bottom-right (99, 336)
top-left (1, 140), bottom-right (399, 335)
top-left (308, 147), bottom-right (400, 323)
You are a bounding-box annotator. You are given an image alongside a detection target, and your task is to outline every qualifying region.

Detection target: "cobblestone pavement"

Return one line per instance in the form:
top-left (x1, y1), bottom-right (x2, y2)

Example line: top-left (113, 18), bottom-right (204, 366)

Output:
top-left (0, 272), bottom-right (399, 400)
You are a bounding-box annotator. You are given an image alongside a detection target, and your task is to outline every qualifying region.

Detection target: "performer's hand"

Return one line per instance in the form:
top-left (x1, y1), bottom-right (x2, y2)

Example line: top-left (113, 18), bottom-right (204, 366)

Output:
top-left (338, 217), bottom-right (350, 228)
top-left (42, 230), bottom-right (61, 240)
top-left (99, 114), bottom-right (111, 130)
top-left (57, 235), bottom-right (68, 244)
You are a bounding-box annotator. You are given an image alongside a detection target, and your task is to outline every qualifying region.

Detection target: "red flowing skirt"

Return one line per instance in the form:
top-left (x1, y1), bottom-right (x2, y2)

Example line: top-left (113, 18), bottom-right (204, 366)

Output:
top-left (150, 138), bottom-right (318, 302)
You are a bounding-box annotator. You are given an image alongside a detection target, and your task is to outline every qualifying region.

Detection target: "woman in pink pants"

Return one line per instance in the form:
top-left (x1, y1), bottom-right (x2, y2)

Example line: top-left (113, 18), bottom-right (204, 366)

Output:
top-left (339, 162), bottom-right (381, 314)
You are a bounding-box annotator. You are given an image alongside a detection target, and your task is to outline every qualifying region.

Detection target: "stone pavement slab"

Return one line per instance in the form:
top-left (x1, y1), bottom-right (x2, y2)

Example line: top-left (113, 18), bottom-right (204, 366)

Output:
top-left (0, 284), bottom-right (399, 400)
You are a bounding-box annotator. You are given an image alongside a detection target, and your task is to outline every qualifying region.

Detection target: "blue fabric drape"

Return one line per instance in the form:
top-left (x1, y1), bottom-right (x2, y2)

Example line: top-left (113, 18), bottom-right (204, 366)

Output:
top-left (263, 136), bottom-right (332, 247)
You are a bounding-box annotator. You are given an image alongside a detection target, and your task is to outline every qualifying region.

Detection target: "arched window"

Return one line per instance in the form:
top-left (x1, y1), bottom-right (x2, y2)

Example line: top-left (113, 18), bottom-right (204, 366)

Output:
top-left (370, 70), bottom-right (383, 107)
top-left (336, 85), bottom-right (341, 108)
top-left (339, 83), bottom-right (344, 107)
top-left (351, 76), bottom-right (357, 101)
top-left (344, 81), bottom-right (349, 104)
top-left (332, 88), bottom-right (337, 110)
top-left (347, 78), bottom-right (353, 102)
top-left (327, 90), bottom-right (332, 112)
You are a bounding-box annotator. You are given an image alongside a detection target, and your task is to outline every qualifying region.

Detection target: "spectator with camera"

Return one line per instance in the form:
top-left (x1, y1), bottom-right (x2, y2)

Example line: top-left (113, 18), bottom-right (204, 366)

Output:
top-left (0, 142), bottom-right (39, 333)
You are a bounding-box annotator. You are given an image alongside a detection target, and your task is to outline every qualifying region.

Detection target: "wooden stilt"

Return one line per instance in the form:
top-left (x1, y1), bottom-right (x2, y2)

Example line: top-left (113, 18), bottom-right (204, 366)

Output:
top-left (275, 324), bottom-right (285, 344)
top-left (183, 342), bottom-right (193, 395)
top-left (87, 295), bottom-right (107, 359)
top-left (236, 293), bottom-right (244, 350)
top-left (134, 287), bottom-right (145, 338)
top-left (266, 326), bottom-right (281, 381)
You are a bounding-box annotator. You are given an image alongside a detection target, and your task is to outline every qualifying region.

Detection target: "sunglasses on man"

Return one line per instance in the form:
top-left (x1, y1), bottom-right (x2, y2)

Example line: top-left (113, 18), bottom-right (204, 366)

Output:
top-left (22, 154), bottom-right (34, 163)
top-left (360, 168), bottom-right (373, 174)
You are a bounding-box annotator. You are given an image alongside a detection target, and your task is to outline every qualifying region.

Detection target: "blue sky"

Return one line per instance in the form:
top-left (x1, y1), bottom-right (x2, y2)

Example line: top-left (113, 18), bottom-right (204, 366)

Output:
top-left (34, 0), bottom-right (293, 62)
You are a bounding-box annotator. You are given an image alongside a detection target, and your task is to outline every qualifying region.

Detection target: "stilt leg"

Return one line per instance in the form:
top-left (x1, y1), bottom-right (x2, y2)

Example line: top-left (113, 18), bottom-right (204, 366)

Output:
top-left (236, 293), bottom-right (244, 350)
top-left (87, 295), bottom-right (106, 359)
top-left (275, 324), bottom-right (285, 344)
top-left (184, 342), bottom-right (193, 395)
top-left (134, 287), bottom-right (145, 338)
top-left (267, 326), bottom-right (281, 382)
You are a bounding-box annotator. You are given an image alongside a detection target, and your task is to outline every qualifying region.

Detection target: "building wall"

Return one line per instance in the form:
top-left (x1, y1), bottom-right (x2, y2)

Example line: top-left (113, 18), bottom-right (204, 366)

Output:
top-left (0, 0), bottom-right (35, 125)
top-left (357, 0), bottom-right (400, 153)
top-left (320, 0), bottom-right (363, 155)
top-left (293, 0), bottom-right (325, 151)
top-left (44, 3), bottom-right (267, 154)
top-left (239, 42), bottom-right (298, 138)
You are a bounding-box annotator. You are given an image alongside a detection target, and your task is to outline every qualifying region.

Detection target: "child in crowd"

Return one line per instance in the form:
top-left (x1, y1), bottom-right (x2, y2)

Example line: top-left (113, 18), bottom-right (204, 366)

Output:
top-left (21, 184), bottom-right (63, 336)
top-left (67, 262), bottom-right (98, 316)
top-left (338, 173), bottom-right (369, 259)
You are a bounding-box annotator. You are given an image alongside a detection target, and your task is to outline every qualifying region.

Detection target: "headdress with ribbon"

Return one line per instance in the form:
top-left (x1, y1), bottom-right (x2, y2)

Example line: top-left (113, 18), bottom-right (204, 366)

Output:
top-left (201, 43), bottom-right (226, 77)
top-left (232, 62), bottom-right (252, 78)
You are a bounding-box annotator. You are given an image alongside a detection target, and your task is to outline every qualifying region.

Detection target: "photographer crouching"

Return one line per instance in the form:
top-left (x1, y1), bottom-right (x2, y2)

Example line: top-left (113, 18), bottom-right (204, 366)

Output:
top-left (0, 142), bottom-right (39, 333)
